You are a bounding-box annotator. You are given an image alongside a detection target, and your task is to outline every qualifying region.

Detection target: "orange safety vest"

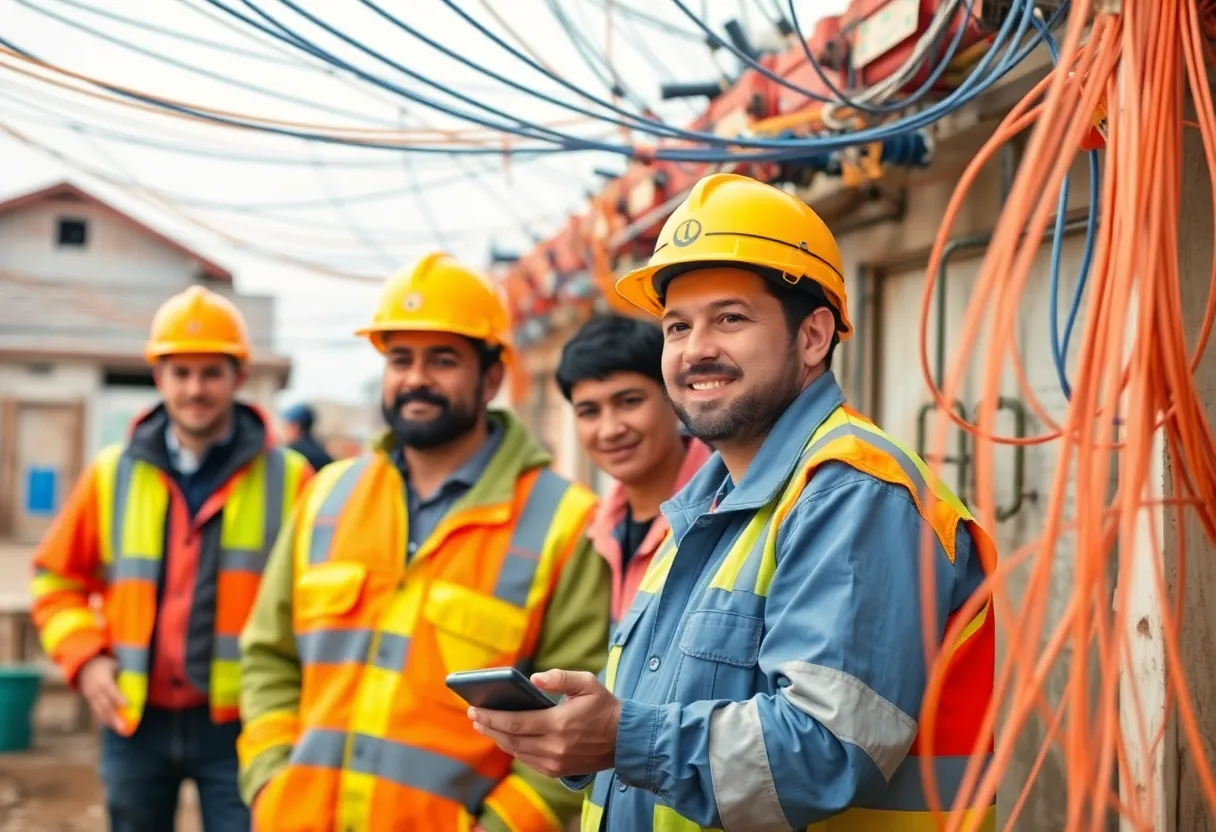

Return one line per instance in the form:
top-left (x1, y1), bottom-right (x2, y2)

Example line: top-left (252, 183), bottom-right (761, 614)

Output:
top-left (248, 452), bottom-right (597, 832)
top-left (91, 443), bottom-right (304, 734)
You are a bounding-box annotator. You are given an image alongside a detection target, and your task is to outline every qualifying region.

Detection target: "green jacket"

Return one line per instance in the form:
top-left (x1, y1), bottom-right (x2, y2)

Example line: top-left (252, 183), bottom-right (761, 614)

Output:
top-left (238, 410), bottom-right (611, 831)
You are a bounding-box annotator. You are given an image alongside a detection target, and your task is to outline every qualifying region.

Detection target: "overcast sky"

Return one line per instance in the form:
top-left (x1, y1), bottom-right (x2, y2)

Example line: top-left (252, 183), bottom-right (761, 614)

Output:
top-left (0, 0), bottom-right (845, 406)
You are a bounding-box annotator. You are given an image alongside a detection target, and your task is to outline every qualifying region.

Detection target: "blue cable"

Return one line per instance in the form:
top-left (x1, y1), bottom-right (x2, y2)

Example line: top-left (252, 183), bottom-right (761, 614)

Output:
top-left (15, 0), bottom-right (401, 127)
top-left (2, 0), bottom-right (1058, 163)
top-left (1032, 14), bottom-right (1099, 400)
top-left (355, 0), bottom-right (712, 145)
top-left (674, 0), bottom-right (998, 109)
top-left (38, 0), bottom-right (298, 65)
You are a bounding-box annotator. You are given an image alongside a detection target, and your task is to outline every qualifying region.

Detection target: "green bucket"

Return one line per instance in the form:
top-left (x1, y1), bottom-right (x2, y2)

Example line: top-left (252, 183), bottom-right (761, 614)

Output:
top-left (0, 666), bottom-right (42, 753)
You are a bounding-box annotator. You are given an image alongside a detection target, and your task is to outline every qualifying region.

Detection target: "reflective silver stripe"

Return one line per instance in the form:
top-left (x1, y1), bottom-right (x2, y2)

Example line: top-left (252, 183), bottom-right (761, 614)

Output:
top-left (868, 754), bottom-right (994, 811)
top-left (113, 644), bottom-right (149, 674)
top-left (296, 629), bottom-right (373, 666)
top-left (289, 728), bottom-right (497, 811)
top-left (778, 660), bottom-right (917, 781)
top-left (295, 629), bottom-right (410, 671)
top-left (369, 632), bottom-right (410, 671)
top-left (807, 423), bottom-right (929, 504)
top-left (308, 457), bottom-right (371, 566)
top-left (493, 469), bottom-right (571, 607)
top-left (263, 448), bottom-right (286, 552)
top-left (214, 635), bottom-right (241, 662)
top-left (112, 557), bottom-right (161, 583)
top-left (220, 548), bottom-right (268, 575)
top-left (708, 699), bottom-right (788, 832)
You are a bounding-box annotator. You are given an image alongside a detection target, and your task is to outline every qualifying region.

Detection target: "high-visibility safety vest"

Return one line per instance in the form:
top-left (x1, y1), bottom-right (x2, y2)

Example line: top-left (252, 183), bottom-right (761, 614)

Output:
top-left (34, 443), bottom-right (306, 736)
top-left (242, 452), bottom-right (598, 832)
top-left (582, 405), bottom-right (996, 832)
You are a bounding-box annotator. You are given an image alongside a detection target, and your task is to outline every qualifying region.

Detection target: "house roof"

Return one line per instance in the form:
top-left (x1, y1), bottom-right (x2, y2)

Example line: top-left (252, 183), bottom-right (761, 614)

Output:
top-left (0, 180), bottom-right (232, 282)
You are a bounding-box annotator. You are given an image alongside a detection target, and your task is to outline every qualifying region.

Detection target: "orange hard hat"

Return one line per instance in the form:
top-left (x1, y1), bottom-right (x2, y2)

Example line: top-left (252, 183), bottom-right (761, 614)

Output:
top-left (356, 252), bottom-right (514, 359)
top-left (145, 285), bottom-right (251, 364)
top-left (615, 173), bottom-right (852, 340)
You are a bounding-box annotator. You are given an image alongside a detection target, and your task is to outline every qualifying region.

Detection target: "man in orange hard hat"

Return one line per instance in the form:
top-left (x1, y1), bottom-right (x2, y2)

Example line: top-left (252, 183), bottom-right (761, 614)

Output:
top-left (29, 285), bottom-right (313, 832)
top-left (470, 173), bottom-right (997, 831)
top-left (237, 252), bottom-right (612, 831)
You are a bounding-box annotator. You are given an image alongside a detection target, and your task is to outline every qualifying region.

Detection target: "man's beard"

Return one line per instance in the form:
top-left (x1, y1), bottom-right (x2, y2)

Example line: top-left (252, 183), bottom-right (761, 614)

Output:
top-left (381, 385), bottom-right (481, 450)
top-left (670, 360), bottom-right (800, 447)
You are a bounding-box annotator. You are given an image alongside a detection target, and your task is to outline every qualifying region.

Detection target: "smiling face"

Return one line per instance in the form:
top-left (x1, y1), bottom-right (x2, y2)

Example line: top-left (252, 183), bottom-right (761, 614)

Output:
top-left (380, 330), bottom-right (502, 450)
top-left (154, 354), bottom-right (243, 441)
top-left (660, 267), bottom-right (833, 448)
top-left (570, 371), bottom-right (683, 486)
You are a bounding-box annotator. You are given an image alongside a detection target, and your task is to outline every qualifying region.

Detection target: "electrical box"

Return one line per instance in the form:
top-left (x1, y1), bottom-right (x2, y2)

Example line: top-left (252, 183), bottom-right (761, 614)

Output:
top-left (844, 0), bottom-right (990, 91)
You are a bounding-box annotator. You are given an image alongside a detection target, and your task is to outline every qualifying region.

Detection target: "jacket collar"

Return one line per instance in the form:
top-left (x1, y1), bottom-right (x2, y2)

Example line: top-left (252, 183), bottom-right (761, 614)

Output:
top-left (587, 435), bottom-right (712, 555)
top-left (373, 408), bottom-right (551, 511)
top-left (125, 400), bottom-right (271, 484)
top-left (663, 370), bottom-right (846, 540)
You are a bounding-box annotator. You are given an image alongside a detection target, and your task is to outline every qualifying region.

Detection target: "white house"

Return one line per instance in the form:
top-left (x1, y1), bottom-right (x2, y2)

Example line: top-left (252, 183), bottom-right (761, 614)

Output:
top-left (0, 180), bottom-right (290, 608)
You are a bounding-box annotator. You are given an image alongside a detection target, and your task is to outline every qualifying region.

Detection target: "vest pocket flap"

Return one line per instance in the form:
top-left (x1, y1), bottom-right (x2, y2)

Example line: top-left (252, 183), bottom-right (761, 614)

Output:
top-left (423, 580), bottom-right (528, 654)
top-left (296, 562), bottom-right (368, 620)
top-left (611, 605), bottom-right (644, 647)
top-left (679, 609), bottom-right (763, 668)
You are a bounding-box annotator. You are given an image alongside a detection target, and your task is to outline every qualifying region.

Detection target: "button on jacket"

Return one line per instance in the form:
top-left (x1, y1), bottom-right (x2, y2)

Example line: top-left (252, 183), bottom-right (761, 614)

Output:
top-left (571, 372), bottom-right (996, 832)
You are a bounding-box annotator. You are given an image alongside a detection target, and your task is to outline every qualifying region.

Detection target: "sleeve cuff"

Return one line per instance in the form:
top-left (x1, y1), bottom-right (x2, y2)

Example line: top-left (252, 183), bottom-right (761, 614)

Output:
top-left (56, 631), bottom-right (110, 689)
top-left (614, 699), bottom-right (662, 792)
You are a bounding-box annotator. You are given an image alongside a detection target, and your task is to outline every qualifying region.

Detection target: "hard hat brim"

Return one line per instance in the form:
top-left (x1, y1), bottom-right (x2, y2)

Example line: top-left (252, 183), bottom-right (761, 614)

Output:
top-left (615, 257), bottom-right (854, 339)
top-left (145, 340), bottom-right (249, 363)
top-left (355, 321), bottom-right (514, 358)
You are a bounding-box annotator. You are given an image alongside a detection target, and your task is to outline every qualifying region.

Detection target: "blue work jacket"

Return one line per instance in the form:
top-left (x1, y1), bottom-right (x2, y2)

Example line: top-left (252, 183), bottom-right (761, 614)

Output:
top-left (566, 371), bottom-right (988, 831)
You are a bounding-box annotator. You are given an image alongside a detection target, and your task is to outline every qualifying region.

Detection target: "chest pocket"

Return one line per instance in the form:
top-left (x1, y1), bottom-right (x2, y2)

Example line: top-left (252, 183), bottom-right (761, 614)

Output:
top-left (295, 561), bottom-right (368, 625)
top-left (423, 580), bottom-right (529, 674)
top-left (676, 608), bottom-right (763, 701)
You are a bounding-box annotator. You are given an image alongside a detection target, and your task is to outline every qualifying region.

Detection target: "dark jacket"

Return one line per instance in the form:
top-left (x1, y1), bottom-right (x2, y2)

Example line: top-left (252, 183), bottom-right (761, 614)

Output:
top-left (288, 433), bottom-right (333, 471)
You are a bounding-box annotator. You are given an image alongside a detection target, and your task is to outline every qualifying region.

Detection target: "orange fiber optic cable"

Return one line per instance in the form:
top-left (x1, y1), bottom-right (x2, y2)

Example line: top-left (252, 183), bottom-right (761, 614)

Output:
top-left (910, 0), bottom-right (1216, 829)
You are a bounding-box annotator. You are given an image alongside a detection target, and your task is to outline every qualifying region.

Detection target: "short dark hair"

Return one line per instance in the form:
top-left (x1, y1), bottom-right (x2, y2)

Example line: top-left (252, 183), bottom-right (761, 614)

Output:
top-left (466, 337), bottom-right (504, 372)
top-left (556, 314), bottom-right (665, 402)
top-left (762, 278), bottom-right (841, 370)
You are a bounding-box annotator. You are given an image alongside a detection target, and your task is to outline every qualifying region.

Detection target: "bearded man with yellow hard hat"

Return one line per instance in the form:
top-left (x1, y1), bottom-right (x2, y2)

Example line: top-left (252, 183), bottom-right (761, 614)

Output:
top-left (30, 286), bottom-right (313, 831)
top-left (469, 174), bottom-right (998, 831)
top-left (237, 253), bottom-right (612, 831)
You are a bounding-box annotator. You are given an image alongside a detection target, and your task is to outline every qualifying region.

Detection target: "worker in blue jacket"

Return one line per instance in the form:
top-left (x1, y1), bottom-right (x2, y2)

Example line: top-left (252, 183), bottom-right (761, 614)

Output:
top-left (468, 173), bottom-right (997, 831)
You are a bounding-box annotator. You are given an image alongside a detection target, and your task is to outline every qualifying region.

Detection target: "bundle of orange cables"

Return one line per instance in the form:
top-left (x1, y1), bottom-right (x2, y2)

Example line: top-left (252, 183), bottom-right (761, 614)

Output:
top-left (910, 0), bottom-right (1216, 828)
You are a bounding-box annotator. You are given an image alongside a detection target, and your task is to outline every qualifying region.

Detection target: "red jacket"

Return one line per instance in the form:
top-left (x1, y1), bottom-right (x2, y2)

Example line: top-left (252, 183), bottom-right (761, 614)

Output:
top-left (586, 437), bottom-right (712, 622)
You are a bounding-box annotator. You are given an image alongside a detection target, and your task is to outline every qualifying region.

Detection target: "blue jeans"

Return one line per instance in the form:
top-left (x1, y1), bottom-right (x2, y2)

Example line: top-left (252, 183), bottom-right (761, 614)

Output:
top-left (99, 706), bottom-right (250, 832)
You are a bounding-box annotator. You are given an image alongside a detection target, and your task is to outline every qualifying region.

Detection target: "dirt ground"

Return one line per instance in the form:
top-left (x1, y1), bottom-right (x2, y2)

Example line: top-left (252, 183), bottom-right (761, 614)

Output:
top-left (0, 733), bottom-right (202, 832)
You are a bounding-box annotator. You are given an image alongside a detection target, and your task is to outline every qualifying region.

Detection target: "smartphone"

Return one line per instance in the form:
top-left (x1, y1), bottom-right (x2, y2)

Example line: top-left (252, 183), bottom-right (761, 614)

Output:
top-left (445, 667), bottom-right (557, 711)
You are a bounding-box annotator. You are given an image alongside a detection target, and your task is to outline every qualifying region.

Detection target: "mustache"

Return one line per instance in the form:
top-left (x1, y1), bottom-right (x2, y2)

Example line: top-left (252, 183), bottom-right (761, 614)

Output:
top-left (675, 362), bottom-right (742, 387)
top-left (392, 389), bottom-right (450, 410)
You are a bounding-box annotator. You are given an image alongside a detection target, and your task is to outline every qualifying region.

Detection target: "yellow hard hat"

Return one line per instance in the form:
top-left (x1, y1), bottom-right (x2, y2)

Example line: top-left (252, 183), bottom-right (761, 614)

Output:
top-left (356, 251), bottom-right (514, 358)
top-left (145, 285), bottom-right (251, 364)
top-left (614, 173), bottom-right (852, 340)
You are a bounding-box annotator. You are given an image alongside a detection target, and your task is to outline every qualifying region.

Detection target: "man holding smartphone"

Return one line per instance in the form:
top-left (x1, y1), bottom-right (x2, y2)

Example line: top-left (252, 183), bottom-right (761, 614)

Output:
top-left (237, 252), bottom-right (612, 832)
top-left (467, 174), bottom-right (996, 831)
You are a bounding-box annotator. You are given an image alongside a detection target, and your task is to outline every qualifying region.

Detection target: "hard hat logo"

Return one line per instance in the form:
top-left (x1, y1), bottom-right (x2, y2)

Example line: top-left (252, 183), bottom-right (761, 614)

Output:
top-left (186, 320), bottom-right (201, 335)
top-left (403, 293), bottom-right (423, 312)
top-left (672, 219), bottom-right (702, 248)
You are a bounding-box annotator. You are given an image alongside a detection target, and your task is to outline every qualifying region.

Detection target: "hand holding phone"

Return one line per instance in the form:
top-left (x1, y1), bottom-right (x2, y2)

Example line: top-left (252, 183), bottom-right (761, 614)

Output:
top-left (445, 667), bottom-right (557, 711)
